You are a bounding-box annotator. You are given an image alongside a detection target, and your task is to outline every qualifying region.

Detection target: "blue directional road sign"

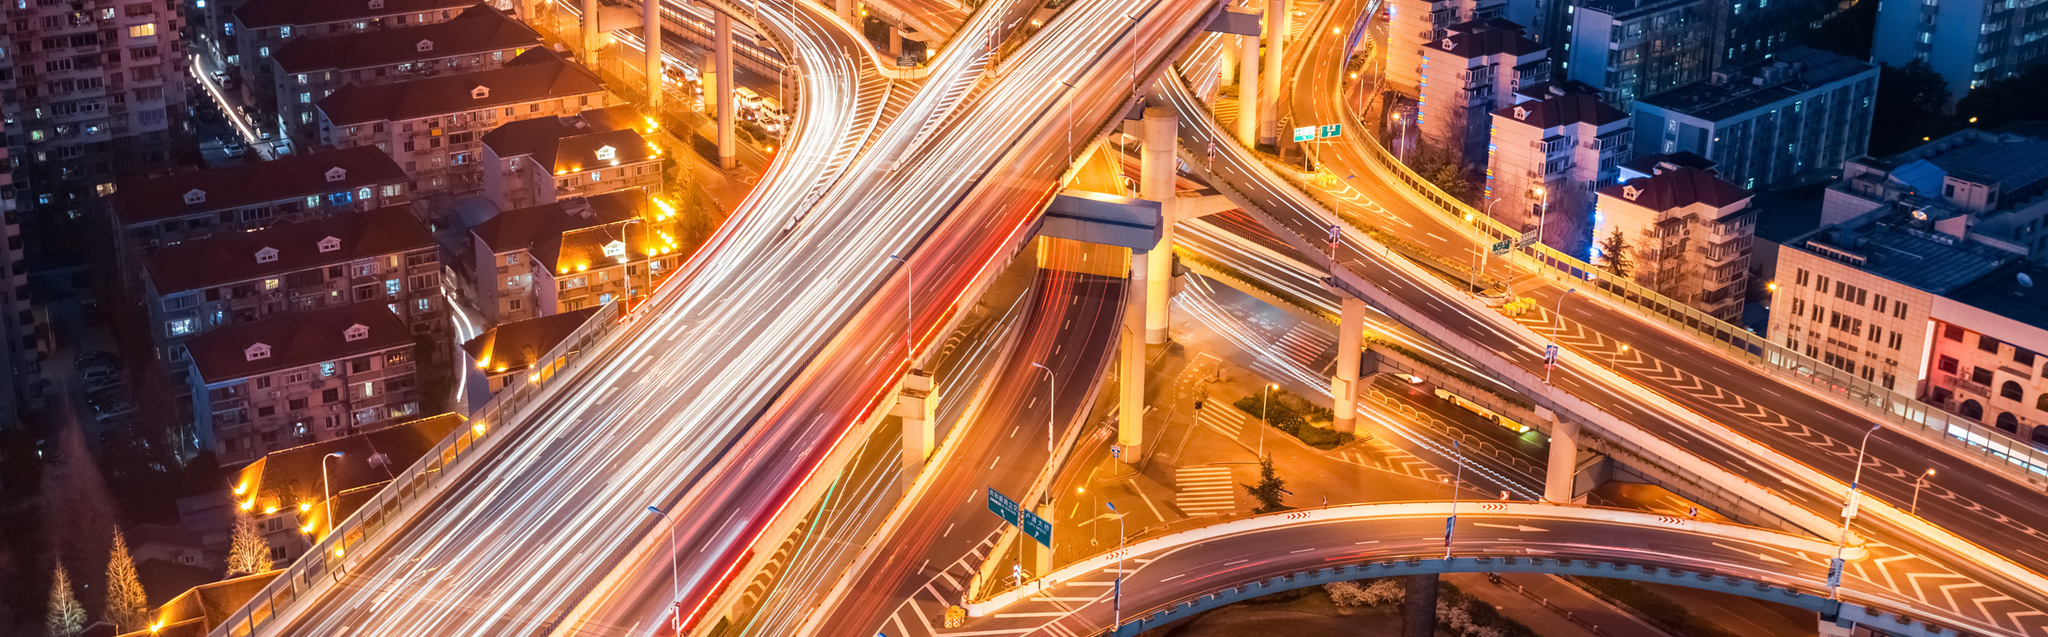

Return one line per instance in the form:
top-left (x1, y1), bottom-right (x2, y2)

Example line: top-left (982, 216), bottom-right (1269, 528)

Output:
top-left (1020, 509), bottom-right (1054, 548)
top-left (1319, 124), bottom-right (1342, 138)
top-left (1543, 345), bottom-right (1559, 368)
top-left (986, 487), bottom-right (1019, 526)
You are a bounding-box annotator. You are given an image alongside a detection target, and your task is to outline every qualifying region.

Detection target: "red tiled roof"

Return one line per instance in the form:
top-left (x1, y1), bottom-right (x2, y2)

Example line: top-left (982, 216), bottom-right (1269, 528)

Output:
top-left (479, 105), bottom-right (647, 172)
top-left (1425, 24), bottom-right (1544, 58)
top-left (462, 308), bottom-right (598, 372)
top-left (114, 147), bottom-right (407, 226)
top-left (271, 4), bottom-right (539, 74)
top-left (147, 206), bottom-right (434, 293)
top-left (316, 49), bottom-right (603, 126)
top-left (1599, 165), bottom-right (1752, 211)
top-left (187, 304), bottom-right (413, 385)
top-left (234, 0), bottom-right (481, 29)
top-left (1493, 90), bottom-right (1628, 129)
top-left (469, 191), bottom-right (642, 271)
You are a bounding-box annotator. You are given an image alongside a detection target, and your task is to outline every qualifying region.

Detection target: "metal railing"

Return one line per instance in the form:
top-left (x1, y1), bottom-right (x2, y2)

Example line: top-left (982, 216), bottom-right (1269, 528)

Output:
top-left (211, 301), bottom-right (626, 637)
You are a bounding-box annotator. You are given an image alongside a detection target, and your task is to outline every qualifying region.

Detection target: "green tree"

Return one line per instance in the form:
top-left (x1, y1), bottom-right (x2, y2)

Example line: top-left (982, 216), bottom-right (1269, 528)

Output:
top-left (105, 530), bottom-right (149, 631)
top-left (1870, 61), bottom-right (1956, 156)
top-left (226, 510), bottom-right (271, 577)
top-left (1955, 64), bottom-right (2048, 129)
top-left (1409, 145), bottom-right (1477, 204)
top-left (1243, 457), bottom-right (1292, 513)
top-left (47, 563), bottom-right (86, 637)
top-left (1596, 228), bottom-right (1633, 278)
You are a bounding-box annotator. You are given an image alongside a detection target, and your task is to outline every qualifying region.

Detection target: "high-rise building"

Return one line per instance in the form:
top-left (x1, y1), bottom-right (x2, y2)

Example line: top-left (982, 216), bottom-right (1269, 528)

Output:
top-left (1415, 18), bottom-right (1548, 165)
top-left (1485, 81), bottom-right (1633, 252)
top-left (2, 0), bottom-right (191, 259)
top-left (1562, 0), bottom-right (1718, 108)
top-left (1874, 0), bottom-right (2048, 94)
top-left (0, 98), bottom-right (33, 428)
top-left (1631, 46), bottom-right (1878, 191)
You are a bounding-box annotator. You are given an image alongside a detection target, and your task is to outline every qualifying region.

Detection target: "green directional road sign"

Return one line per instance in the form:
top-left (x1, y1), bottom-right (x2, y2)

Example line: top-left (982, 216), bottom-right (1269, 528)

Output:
top-left (1319, 124), bottom-right (1342, 138)
top-left (1020, 509), bottom-right (1053, 548)
top-left (1293, 126), bottom-right (1316, 142)
top-left (986, 487), bottom-right (1018, 526)
top-left (1491, 239), bottom-right (1511, 256)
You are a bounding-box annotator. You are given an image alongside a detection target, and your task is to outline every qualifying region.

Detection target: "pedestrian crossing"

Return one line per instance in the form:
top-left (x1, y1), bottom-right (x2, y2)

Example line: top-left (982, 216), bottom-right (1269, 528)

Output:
top-left (1196, 403), bottom-right (1248, 439)
top-left (1175, 466), bottom-right (1238, 516)
top-left (1273, 325), bottom-right (1336, 371)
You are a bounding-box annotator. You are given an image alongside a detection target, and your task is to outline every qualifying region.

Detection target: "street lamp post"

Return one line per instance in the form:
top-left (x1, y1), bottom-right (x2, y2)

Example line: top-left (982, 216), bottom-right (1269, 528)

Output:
top-left (644, 505), bottom-right (680, 633)
top-left (889, 254), bottom-right (915, 367)
top-left (1391, 111), bottom-right (1409, 162)
top-left (1911, 469), bottom-right (1935, 516)
top-left (1030, 362), bottom-right (1056, 454)
top-left (1106, 501), bottom-right (1126, 631)
top-left (1443, 440), bottom-right (1465, 559)
top-left (1533, 185), bottom-right (1550, 250)
top-left (320, 452), bottom-right (344, 538)
top-left (1610, 344), bottom-right (1629, 372)
top-left (1260, 383), bottom-right (1278, 459)
top-left (1544, 288), bottom-right (1576, 384)
top-left (1831, 424), bottom-right (1882, 599)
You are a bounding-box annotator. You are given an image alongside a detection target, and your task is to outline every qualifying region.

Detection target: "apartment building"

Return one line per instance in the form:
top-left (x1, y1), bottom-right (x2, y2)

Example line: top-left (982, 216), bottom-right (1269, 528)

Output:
top-left (2, 0), bottom-right (190, 258)
top-left (268, 4), bottom-right (539, 148)
top-left (1416, 18), bottom-right (1547, 165)
top-left (112, 146), bottom-right (409, 248)
top-left (1593, 160), bottom-right (1756, 320)
top-left (461, 307), bottom-right (596, 394)
top-left (1772, 209), bottom-right (2048, 447)
top-left (226, 412), bottom-right (458, 560)
top-left (1485, 81), bottom-right (1632, 253)
top-left (1631, 46), bottom-right (1878, 191)
top-left (1563, 0), bottom-right (1717, 108)
top-left (186, 303), bottom-right (420, 465)
top-left (143, 206), bottom-right (441, 378)
top-left (0, 112), bottom-right (33, 427)
top-left (1874, 0), bottom-right (2048, 94)
top-left (479, 105), bottom-right (663, 211)
top-left (224, 0), bottom-right (491, 145)
top-left (315, 49), bottom-right (611, 198)
top-left (468, 191), bottom-right (680, 324)
top-left (1820, 129), bottom-right (2048, 262)
top-left (1383, 0), bottom-right (1469, 95)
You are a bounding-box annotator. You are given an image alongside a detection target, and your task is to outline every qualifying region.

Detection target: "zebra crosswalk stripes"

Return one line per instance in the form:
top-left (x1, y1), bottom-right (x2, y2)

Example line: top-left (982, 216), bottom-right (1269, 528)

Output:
top-left (1176, 466), bottom-right (1238, 516)
top-left (1275, 325), bottom-right (1336, 370)
top-left (1197, 404), bottom-right (1247, 439)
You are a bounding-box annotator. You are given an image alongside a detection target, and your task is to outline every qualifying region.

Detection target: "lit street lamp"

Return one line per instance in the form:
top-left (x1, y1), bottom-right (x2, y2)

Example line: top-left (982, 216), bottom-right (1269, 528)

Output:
top-left (1030, 362), bottom-right (1056, 454)
top-left (321, 451), bottom-right (344, 538)
top-left (644, 505), bottom-right (680, 634)
top-left (1259, 383), bottom-right (1278, 458)
top-left (1912, 469), bottom-right (1936, 516)
top-left (1831, 424), bottom-right (1882, 599)
top-left (1532, 185), bottom-right (1550, 251)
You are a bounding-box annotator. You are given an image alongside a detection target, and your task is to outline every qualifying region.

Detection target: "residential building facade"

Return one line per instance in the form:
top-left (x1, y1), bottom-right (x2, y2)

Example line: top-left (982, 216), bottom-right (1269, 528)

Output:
top-left (185, 303), bottom-right (420, 465)
top-left (112, 146), bottom-right (409, 248)
top-left (468, 191), bottom-right (680, 324)
top-left (1486, 81), bottom-right (1632, 253)
top-left (1416, 18), bottom-right (1547, 165)
top-left (1563, 0), bottom-right (1717, 108)
top-left (143, 206), bottom-right (441, 381)
top-left (1593, 161), bottom-right (1756, 320)
top-left (268, 4), bottom-right (539, 149)
top-left (479, 106), bottom-right (663, 211)
top-left (315, 49), bottom-right (610, 198)
top-left (1873, 0), bottom-right (2048, 94)
top-left (1631, 46), bottom-right (1878, 191)
top-left (226, 413), bottom-right (459, 562)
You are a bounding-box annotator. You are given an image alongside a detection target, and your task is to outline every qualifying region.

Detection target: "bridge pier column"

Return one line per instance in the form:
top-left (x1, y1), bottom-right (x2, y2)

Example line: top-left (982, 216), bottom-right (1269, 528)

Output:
top-left (1331, 295), bottom-right (1365, 433)
top-left (1401, 574), bottom-right (1438, 637)
top-left (1219, 33), bottom-right (1238, 85)
top-left (715, 12), bottom-right (738, 169)
top-left (1236, 32), bottom-right (1259, 146)
top-left (1141, 107), bottom-right (1178, 346)
top-left (834, 0), bottom-right (852, 21)
top-left (643, 0), bottom-right (662, 113)
top-left (888, 24), bottom-right (905, 58)
top-left (1119, 248), bottom-right (1147, 463)
top-left (581, 0), bottom-right (601, 61)
top-left (895, 370), bottom-right (936, 477)
top-left (1257, 0), bottom-right (1284, 147)
top-left (1543, 411), bottom-right (1579, 503)
top-left (1817, 614), bottom-right (1856, 637)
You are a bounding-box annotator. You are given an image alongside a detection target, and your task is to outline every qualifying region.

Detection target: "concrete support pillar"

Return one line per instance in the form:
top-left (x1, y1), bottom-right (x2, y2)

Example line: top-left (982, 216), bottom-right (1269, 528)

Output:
top-left (1258, 0), bottom-right (1284, 147)
top-left (1543, 412), bottom-right (1579, 503)
top-left (1236, 33), bottom-right (1260, 146)
top-left (1119, 249), bottom-right (1147, 463)
top-left (1817, 615), bottom-right (1856, 637)
top-left (1140, 107), bottom-right (1178, 346)
top-left (835, 0), bottom-right (853, 21)
top-left (895, 370), bottom-right (936, 477)
top-left (888, 24), bottom-right (904, 58)
top-left (643, 0), bottom-right (662, 113)
top-left (1331, 295), bottom-right (1366, 433)
top-left (1219, 33), bottom-right (1239, 85)
top-left (715, 12), bottom-right (738, 169)
top-left (1401, 574), bottom-right (1439, 637)
top-left (581, 0), bottom-right (601, 61)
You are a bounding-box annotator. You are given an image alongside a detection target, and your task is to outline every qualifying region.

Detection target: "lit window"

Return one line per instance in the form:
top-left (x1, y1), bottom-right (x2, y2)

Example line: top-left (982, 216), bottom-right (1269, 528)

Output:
top-left (167, 318), bottom-right (195, 336)
top-left (385, 279), bottom-right (400, 296)
top-left (128, 23), bottom-right (155, 37)
top-left (320, 362), bottom-right (336, 377)
top-left (259, 46), bottom-right (269, 57)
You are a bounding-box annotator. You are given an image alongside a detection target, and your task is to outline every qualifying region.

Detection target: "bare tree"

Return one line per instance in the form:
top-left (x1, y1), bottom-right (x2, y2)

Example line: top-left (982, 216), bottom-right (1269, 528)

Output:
top-left (226, 511), bottom-right (271, 577)
top-left (46, 563), bottom-right (86, 637)
top-left (104, 530), bottom-right (148, 631)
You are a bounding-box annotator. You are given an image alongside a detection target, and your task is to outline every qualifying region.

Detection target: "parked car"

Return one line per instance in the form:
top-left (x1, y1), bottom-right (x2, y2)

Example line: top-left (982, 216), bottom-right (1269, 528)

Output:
top-left (81, 367), bottom-right (119, 384)
top-left (83, 377), bottom-right (125, 394)
top-left (95, 403), bottom-right (138, 424)
top-left (87, 388), bottom-right (128, 410)
top-left (223, 141), bottom-right (247, 158)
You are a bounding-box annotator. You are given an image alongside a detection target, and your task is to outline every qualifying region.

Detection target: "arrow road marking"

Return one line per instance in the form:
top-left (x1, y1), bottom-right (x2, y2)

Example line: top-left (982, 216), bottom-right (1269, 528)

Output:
top-left (1472, 523), bottom-right (1548, 532)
